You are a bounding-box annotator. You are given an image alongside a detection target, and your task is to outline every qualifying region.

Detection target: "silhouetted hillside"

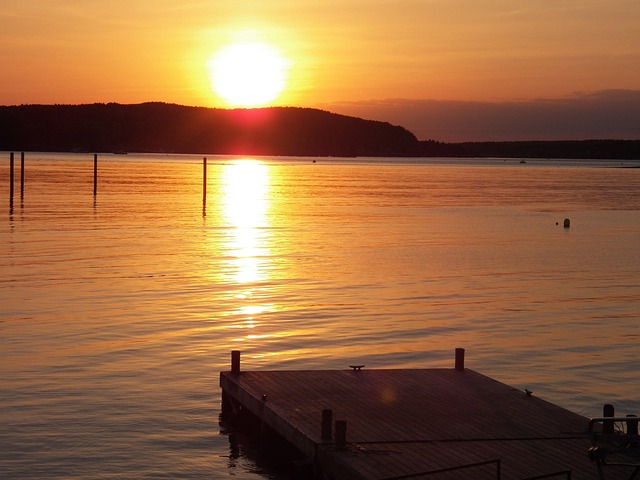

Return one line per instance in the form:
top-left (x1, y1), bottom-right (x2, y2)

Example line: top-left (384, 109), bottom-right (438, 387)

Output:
top-left (1, 103), bottom-right (638, 158)
top-left (0, 103), bottom-right (418, 156)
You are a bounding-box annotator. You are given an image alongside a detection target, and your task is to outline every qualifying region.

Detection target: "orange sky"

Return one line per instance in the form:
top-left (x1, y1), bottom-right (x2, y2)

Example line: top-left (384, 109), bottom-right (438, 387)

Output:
top-left (2, 1), bottom-right (639, 140)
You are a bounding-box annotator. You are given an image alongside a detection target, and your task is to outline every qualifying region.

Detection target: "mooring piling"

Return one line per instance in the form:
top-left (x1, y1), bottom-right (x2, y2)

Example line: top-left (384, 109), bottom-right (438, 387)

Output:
top-left (202, 157), bottom-right (207, 210)
top-left (5, 153), bottom-right (219, 211)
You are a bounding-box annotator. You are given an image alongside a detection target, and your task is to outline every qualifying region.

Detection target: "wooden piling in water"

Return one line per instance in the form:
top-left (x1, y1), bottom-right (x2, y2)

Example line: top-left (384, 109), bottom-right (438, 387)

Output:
top-left (202, 157), bottom-right (207, 208)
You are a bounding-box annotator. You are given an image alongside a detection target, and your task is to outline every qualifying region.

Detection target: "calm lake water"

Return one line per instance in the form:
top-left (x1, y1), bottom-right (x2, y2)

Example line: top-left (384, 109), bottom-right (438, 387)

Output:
top-left (1, 153), bottom-right (640, 479)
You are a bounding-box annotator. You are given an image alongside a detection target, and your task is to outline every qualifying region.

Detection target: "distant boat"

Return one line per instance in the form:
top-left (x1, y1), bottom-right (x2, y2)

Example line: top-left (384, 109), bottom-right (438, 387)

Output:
top-left (520, 160), bottom-right (526, 164)
top-left (112, 151), bottom-right (128, 155)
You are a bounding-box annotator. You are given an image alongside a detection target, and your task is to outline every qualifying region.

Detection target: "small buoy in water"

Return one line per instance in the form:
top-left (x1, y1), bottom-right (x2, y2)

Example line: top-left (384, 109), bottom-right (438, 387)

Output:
top-left (563, 218), bottom-right (570, 228)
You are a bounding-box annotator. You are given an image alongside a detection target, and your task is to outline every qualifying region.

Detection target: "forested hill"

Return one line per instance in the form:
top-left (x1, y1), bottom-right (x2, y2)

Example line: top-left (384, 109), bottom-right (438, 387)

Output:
top-left (1, 102), bottom-right (638, 159)
top-left (0, 102), bottom-right (418, 156)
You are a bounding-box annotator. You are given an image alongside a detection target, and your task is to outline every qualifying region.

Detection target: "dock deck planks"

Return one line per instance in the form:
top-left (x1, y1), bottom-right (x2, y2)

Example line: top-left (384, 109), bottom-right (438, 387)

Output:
top-left (220, 367), bottom-right (602, 479)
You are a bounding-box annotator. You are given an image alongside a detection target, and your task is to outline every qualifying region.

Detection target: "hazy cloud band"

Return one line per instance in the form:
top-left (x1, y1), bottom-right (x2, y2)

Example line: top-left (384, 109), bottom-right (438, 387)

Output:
top-left (324, 90), bottom-right (640, 142)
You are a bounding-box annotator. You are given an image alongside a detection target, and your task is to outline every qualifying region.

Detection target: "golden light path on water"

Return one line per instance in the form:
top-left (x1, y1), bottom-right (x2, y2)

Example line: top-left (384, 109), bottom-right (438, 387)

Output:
top-left (220, 160), bottom-right (275, 346)
top-left (222, 160), bottom-right (271, 284)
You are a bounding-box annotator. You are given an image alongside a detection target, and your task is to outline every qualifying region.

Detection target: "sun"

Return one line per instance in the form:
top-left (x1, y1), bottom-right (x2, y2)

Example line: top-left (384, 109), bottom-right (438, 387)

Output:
top-left (207, 41), bottom-right (289, 108)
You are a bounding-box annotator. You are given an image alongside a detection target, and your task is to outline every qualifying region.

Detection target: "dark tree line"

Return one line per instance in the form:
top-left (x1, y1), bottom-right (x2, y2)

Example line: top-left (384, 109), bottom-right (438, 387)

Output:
top-left (1, 102), bottom-right (638, 159)
top-left (418, 139), bottom-right (640, 160)
top-left (0, 103), bottom-right (418, 157)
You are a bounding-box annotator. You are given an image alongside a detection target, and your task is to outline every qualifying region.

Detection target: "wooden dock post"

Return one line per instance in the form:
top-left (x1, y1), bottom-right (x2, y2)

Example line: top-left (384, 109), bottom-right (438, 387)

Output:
top-left (231, 350), bottom-right (241, 374)
top-left (334, 420), bottom-right (347, 450)
top-left (602, 403), bottom-right (615, 434)
top-left (321, 409), bottom-right (333, 441)
top-left (93, 154), bottom-right (98, 197)
top-left (627, 414), bottom-right (638, 435)
top-left (455, 347), bottom-right (465, 371)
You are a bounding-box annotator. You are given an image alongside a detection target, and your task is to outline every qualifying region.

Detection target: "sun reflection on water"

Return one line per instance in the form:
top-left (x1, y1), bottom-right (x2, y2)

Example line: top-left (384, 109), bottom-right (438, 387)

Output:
top-left (221, 159), bottom-right (274, 345)
top-left (222, 159), bottom-right (271, 283)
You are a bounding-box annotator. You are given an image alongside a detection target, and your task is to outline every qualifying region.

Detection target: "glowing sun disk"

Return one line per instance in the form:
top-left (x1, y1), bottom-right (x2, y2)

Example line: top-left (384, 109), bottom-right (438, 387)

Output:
top-left (208, 42), bottom-right (289, 107)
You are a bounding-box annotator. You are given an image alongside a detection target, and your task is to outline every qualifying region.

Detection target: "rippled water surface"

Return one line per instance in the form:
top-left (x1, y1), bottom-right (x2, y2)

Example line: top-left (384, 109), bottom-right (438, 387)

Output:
top-left (1, 153), bottom-right (640, 479)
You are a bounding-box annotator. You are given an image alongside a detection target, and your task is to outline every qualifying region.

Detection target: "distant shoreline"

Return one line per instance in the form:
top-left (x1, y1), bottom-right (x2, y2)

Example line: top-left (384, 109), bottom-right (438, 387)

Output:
top-left (417, 139), bottom-right (640, 160)
top-left (1, 102), bottom-right (639, 159)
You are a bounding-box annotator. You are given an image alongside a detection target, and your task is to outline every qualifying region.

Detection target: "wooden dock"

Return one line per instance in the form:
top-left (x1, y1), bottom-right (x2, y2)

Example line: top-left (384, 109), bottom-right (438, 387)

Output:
top-left (220, 350), bottom-right (613, 479)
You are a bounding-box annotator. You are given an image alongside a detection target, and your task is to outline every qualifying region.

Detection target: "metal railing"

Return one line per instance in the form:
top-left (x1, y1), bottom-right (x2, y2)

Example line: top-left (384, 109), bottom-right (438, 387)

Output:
top-left (589, 416), bottom-right (640, 436)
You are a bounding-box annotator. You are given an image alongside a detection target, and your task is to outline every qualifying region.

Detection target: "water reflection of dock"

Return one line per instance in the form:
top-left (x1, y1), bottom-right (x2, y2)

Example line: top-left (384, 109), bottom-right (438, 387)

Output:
top-left (220, 350), bottom-right (605, 479)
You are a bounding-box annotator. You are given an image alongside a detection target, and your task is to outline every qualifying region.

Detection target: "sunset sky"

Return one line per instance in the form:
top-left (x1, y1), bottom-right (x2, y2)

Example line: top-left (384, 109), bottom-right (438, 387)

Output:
top-left (2, 1), bottom-right (639, 141)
